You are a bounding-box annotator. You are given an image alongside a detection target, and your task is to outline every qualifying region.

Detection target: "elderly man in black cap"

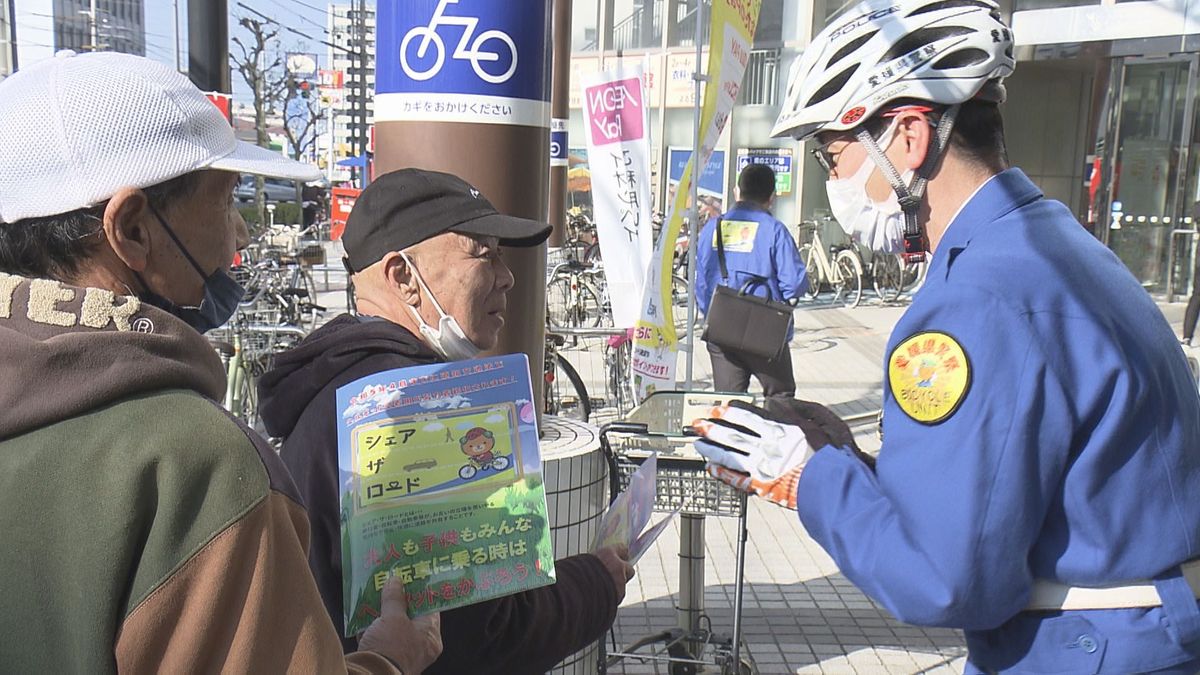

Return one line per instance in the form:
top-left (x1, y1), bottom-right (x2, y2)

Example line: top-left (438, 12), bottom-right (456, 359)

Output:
top-left (258, 168), bottom-right (634, 675)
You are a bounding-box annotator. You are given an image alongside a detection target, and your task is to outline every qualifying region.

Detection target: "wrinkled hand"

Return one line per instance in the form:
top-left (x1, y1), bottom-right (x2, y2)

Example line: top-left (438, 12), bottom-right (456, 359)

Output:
top-left (593, 544), bottom-right (636, 604)
top-left (692, 403), bottom-right (816, 510)
top-left (358, 577), bottom-right (443, 674)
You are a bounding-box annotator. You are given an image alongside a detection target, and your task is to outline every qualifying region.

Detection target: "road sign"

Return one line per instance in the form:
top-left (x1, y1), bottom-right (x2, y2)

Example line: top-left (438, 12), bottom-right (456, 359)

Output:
top-left (287, 53), bottom-right (319, 79)
top-left (318, 69), bottom-right (345, 89)
top-left (375, 0), bottom-right (550, 127)
top-left (736, 147), bottom-right (794, 195)
top-left (550, 118), bottom-right (567, 166)
top-left (204, 92), bottom-right (232, 123)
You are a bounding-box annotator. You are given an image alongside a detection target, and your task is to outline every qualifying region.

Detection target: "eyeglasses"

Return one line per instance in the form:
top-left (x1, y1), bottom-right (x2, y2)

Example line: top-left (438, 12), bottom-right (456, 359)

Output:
top-left (810, 144), bottom-right (844, 174)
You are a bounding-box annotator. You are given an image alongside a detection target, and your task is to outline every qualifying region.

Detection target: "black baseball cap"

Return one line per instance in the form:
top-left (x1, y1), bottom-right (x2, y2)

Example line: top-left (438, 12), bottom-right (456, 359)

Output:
top-left (343, 168), bottom-right (552, 273)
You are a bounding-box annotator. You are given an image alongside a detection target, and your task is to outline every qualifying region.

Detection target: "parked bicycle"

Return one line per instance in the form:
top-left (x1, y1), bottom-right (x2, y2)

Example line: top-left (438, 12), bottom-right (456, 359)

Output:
top-left (869, 251), bottom-right (906, 303)
top-left (564, 210), bottom-right (601, 264)
top-left (547, 260), bottom-right (608, 328)
top-left (543, 330), bottom-right (591, 422)
top-left (798, 221), bottom-right (864, 308)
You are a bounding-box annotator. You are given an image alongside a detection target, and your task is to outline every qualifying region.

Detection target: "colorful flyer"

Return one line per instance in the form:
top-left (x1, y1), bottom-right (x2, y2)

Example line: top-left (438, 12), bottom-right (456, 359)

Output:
top-left (593, 454), bottom-right (678, 563)
top-left (336, 354), bottom-right (554, 636)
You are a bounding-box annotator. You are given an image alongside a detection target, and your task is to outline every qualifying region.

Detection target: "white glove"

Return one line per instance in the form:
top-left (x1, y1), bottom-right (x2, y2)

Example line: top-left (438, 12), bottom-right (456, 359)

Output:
top-left (694, 404), bottom-right (814, 480)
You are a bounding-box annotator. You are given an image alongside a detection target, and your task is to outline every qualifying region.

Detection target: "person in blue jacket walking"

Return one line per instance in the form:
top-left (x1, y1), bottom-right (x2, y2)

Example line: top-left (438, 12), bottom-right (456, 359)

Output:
top-left (696, 163), bottom-right (806, 401)
top-left (691, 0), bottom-right (1200, 672)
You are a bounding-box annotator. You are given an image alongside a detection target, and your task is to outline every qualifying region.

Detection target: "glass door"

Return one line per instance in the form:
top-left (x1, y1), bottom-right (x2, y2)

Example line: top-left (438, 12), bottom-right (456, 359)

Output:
top-left (1101, 56), bottom-right (1198, 294)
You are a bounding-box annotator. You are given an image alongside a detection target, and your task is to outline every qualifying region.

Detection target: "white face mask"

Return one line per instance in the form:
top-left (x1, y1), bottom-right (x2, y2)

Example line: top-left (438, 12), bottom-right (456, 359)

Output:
top-left (824, 120), bottom-right (912, 254)
top-left (399, 252), bottom-right (482, 361)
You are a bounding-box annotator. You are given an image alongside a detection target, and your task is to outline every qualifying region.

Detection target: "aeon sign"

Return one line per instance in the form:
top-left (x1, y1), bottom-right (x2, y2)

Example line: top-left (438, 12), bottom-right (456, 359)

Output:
top-left (585, 78), bottom-right (644, 146)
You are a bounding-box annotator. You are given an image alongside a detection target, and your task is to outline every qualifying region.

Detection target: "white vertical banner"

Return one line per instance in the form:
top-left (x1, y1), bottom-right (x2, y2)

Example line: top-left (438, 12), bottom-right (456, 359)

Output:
top-left (631, 0), bottom-right (761, 400)
top-left (581, 63), bottom-right (654, 328)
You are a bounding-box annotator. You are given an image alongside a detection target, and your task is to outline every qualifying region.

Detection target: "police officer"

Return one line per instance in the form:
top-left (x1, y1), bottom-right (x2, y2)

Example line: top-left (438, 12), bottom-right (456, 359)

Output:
top-left (695, 163), bottom-right (806, 401)
top-left (692, 0), bottom-right (1200, 671)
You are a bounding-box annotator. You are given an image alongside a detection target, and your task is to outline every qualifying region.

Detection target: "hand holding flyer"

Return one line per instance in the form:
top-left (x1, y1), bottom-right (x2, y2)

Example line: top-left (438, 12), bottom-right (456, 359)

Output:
top-left (593, 454), bottom-right (678, 564)
top-left (336, 355), bottom-right (555, 636)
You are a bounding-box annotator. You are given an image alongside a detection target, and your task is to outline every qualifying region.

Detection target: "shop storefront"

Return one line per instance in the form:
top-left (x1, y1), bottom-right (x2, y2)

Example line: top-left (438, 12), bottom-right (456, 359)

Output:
top-left (1010, 1), bottom-right (1200, 297)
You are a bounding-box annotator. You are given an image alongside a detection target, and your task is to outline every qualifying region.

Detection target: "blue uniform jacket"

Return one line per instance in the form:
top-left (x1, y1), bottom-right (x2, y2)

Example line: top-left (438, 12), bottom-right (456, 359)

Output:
top-left (695, 202), bottom-right (807, 341)
top-left (796, 170), bottom-right (1200, 673)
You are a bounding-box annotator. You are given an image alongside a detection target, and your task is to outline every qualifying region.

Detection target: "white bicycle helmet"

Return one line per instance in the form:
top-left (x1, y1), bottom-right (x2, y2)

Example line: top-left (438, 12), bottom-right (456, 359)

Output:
top-left (771, 0), bottom-right (1015, 141)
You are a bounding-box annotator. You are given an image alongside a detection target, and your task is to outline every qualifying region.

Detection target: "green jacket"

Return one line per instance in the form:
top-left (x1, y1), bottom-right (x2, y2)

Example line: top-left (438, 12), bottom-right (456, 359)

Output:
top-left (0, 273), bottom-right (398, 673)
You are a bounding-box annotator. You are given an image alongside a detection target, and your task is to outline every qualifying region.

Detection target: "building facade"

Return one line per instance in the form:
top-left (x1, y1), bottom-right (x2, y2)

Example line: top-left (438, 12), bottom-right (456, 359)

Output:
top-left (324, 2), bottom-right (375, 184)
top-left (1002, 0), bottom-right (1200, 299)
top-left (53, 0), bottom-right (145, 55)
top-left (567, 0), bottom-right (807, 226)
top-left (10, 0), bottom-right (143, 72)
top-left (571, 0), bottom-right (1200, 298)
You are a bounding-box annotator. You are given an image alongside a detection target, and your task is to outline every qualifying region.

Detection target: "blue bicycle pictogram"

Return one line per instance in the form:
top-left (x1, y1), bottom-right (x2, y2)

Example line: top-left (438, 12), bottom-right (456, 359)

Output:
top-left (399, 0), bottom-right (518, 85)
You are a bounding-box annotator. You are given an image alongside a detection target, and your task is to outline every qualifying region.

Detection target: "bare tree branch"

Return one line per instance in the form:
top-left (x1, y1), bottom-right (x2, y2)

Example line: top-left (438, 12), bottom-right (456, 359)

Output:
top-left (229, 15), bottom-right (286, 225)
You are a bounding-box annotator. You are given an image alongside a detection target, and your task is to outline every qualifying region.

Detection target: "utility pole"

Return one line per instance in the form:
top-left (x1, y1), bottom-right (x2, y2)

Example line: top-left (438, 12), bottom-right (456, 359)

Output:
top-left (357, 0), bottom-right (370, 187)
top-left (547, 0), bottom-right (572, 246)
top-left (188, 0), bottom-right (230, 94)
top-left (7, 0), bottom-right (18, 72)
top-left (277, 11), bottom-right (364, 187)
top-left (80, 0), bottom-right (104, 52)
top-left (173, 0), bottom-right (181, 71)
top-left (89, 0), bottom-right (98, 51)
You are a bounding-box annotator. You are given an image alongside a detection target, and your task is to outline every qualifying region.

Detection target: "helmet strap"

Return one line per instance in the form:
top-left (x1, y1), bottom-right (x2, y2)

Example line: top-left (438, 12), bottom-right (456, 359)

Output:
top-left (854, 104), bottom-right (960, 262)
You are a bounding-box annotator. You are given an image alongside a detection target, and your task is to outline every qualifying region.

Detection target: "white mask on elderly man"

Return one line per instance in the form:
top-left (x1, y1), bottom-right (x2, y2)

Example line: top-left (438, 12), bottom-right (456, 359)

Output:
top-left (824, 119), bottom-right (911, 254)
top-left (398, 252), bottom-right (482, 361)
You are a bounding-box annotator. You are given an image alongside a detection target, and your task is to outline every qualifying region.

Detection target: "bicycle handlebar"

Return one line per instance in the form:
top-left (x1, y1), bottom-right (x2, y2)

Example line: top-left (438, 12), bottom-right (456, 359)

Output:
top-left (546, 325), bottom-right (631, 338)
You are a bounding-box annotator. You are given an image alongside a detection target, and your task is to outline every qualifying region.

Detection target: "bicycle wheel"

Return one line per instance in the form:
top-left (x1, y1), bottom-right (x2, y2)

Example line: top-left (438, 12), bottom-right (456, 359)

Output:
top-left (566, 238), bottom-right (590, 263)
top-left (833, 249), bottom-right (864, 308)
top-left (800, 244), bottom-right (821, 300)
top-left (545, 275), bottom-right (575, 327)
top-left (544, 352), bottom-right (591, 422)
top-left (576, 280), bottom-right (607, 327)
top-left (583, 242), bottom-right (602, 265)
top-left (605, 341), bottom-right (636, 415)
top-left (231, 360), bottom-right (259, 430)
top-left (902, 258), bottom-right (928, 294)
top-left (872, 254), bottom-right (904, 303)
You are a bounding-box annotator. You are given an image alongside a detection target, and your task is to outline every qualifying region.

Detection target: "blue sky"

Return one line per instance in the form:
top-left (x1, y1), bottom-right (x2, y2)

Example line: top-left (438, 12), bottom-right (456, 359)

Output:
top-left (143, 0), bottom-right (338, 103)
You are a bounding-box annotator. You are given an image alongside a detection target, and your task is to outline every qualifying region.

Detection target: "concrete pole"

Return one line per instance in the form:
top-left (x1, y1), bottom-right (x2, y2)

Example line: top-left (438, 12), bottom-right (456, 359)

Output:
top-left (374, 0), bottom-right (553, 407)
top-left (89, 0), bottom-right (98, 51)
top-left (357, 0), bottom-right (370, 188)
top-left (173, 0), bottom-right (181, 71)
top-left (7, 0), bottom-right (18, 72)
top-left (187, 0), bottom-right (230, 93)
top-left (547, 0), bottom-right (572, 247)
top-left (683, 0), bottom-right (704, 389)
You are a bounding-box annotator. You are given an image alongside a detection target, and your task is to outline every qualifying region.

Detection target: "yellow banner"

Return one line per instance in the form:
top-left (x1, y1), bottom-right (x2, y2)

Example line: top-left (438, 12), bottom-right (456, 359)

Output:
top-left (632, 0), bottom-right (763, 400)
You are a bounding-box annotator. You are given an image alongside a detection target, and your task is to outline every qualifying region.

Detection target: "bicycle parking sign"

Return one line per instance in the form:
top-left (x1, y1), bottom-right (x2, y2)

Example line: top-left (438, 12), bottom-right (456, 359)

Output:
top-left (376, 0), bottom-right (550, 127)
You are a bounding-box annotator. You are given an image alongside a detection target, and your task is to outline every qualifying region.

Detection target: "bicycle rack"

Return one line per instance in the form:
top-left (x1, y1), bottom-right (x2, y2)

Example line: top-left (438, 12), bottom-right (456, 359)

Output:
top-left (596, 391), bottom-right (760, 675)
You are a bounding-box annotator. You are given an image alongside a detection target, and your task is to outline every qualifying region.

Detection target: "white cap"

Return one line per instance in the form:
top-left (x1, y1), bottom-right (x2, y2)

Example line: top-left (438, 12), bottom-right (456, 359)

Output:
top-left (0, 51), bottom-right (323, 223)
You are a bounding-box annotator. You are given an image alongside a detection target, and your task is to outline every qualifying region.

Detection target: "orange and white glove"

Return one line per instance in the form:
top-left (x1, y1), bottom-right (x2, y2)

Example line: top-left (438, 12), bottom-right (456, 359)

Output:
top-left (692, 404), bottom-right (815, 510)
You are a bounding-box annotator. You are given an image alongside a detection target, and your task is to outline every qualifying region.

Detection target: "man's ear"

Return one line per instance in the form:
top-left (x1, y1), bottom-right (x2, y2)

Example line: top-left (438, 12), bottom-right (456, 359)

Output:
top-left (898, 112), bottom-right (932, 172)
top-left (102, 187), bottom-right (152, 273)
top-left (380, 251), bottom-right (420, 307)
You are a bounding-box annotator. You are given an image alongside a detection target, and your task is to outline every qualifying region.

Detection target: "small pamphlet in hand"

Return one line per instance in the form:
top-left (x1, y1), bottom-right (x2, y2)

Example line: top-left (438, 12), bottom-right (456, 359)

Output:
top-left (593, 454), bottom-right (679, 564)
top-left (335, 354), bottom-right (555, 636)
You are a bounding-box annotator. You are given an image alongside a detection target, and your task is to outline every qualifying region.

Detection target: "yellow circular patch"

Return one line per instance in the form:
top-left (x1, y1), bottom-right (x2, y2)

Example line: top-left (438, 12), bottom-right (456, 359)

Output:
top-left (888, 331), bottom-right (971, 424)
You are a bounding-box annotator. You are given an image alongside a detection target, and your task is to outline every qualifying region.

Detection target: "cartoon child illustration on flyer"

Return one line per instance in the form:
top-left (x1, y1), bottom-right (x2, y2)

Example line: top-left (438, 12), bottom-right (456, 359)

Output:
top-left (458, 426), bottom-right (511, 480)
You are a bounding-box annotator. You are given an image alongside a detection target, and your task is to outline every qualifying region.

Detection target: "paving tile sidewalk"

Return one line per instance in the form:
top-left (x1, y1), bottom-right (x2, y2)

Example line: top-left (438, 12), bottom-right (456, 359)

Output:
top-left (605, 296), bottom-right (967, 675)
